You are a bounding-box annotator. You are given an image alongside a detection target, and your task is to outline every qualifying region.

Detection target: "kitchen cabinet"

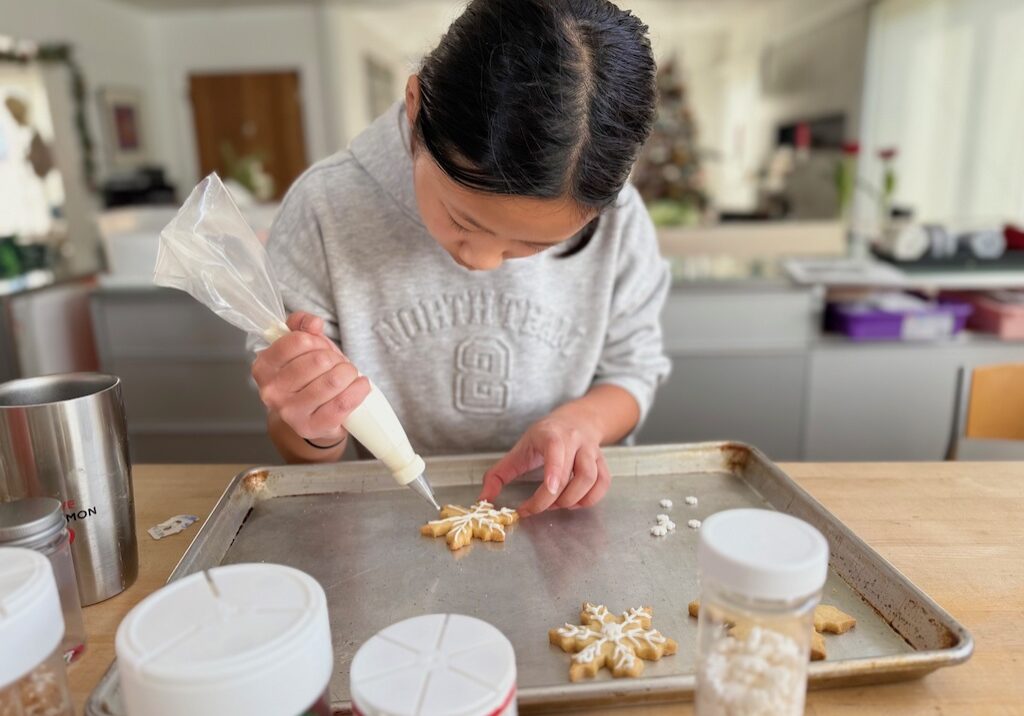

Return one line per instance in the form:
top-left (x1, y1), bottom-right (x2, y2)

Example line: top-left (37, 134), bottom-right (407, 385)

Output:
top-left (804, 337), bottom-right (1024, 461)
top-left (638, 282), bottom-right (817, 460)
top-left (640, 352), bottom-right (807, 460)
top-left (90, 288), bottom-right (278, 464)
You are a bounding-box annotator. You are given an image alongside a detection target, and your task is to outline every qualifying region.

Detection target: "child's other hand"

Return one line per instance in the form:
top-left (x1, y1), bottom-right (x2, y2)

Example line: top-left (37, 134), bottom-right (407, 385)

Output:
top-left (251, 312), bottom-right (370, 445)
top-left (479, 410), bottom-right (611, 517)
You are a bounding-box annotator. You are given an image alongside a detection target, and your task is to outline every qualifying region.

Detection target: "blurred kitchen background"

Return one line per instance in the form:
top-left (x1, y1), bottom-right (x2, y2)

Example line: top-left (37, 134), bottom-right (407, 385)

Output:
top-left (2, 0), bottom-right (1023, 463)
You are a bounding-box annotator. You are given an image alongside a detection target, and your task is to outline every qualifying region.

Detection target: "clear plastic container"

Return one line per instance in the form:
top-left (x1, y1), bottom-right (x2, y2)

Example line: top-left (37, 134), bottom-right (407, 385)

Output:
top-left (0, 548), bottom-right (74, 716)
top-left (0, 646), bottom-right (74, 716)
top-left (695, 509), bottom-right (829, 716)
top-left (0, 498), bottom-right (86, 663)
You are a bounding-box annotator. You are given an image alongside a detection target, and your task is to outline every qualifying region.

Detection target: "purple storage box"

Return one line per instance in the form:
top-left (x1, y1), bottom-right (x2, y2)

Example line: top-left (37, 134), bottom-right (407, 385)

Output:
top-left (826, 293), bottom-right (973, 341)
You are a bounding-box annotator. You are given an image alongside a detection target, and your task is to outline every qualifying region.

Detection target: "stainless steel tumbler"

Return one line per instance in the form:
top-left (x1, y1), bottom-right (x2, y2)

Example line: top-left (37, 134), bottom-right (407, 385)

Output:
top-left (0, 373), bottom-right (137, 605)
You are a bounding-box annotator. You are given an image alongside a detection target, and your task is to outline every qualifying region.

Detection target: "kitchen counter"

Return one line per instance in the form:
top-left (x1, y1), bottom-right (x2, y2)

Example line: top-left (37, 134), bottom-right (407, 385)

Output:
top-left (68, 460), bottom-right (1022, 714)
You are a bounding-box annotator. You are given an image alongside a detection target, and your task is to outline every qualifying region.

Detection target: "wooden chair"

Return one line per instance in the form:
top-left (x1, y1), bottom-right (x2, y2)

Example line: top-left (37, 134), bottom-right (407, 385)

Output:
top-left (946, 363), bottom-right (1024, 460)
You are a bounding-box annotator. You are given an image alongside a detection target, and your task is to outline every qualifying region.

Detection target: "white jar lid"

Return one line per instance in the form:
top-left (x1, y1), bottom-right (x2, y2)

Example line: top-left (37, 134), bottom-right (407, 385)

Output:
top-left (0, 547), bottom-right (64, 688)
top-left (699, 509), bottom-right (829, 602)
top-left (351, 614), bottom-right (516, 716)
top-left (116, 563), bottom-right (332, 716)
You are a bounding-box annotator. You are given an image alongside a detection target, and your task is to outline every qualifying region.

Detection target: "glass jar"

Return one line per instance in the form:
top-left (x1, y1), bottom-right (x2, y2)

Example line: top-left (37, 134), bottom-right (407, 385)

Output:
top-left (695, 509), bottom-right (829, 716)
top-left (0, 548), bottom-right (74, 716)
top-left (0, 498), bottom-right (86, 663)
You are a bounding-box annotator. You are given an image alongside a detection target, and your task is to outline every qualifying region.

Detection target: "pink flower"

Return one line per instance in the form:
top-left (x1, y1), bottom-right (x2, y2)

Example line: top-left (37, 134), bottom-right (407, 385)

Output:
top-left (877, 147), bottom-right (898, 161)
top-left (841, 142), bottom-right (860, 156)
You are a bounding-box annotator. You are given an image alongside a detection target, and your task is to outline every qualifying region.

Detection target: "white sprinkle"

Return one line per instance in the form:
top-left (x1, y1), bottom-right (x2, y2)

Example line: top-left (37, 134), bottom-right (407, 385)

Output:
top-left (650, 524), bottom-right (668, 537)
top-left (656, 513), bottom-right (671, 524)
top-left (665, 519), bottom-right (677, 531)
top-left (659, 498), bottom-right (673, 509)
top-left (685, 496), bottom-right (698, 506)
top-left (687, 519), bottom-right (702, 530)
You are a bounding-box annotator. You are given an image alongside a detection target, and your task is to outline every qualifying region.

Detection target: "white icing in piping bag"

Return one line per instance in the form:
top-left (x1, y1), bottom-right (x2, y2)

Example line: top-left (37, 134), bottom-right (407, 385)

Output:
top-left (266, 325), bottom-right (438, 509)
top-left (154, 174), bottom-right (439, 512)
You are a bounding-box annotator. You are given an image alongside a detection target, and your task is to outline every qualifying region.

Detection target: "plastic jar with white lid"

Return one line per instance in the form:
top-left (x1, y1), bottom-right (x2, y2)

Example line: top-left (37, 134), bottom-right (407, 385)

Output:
top-left (351, 614), bottom-right (517, 716)
top-left (0, 547), bottom-right (75, 716)
top-left (0, 498), bottom-right (87, 663)
top-left (116, 563), bottom-right (333, 716)
top-left (695, 509), bottom-right (829, 716)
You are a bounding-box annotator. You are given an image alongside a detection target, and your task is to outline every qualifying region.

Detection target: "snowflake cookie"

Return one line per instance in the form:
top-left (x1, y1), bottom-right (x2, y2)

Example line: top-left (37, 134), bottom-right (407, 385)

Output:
top-left (420, 501), bottom-right (519, 551)
top-left (548, 602), bottom-right (678, 681)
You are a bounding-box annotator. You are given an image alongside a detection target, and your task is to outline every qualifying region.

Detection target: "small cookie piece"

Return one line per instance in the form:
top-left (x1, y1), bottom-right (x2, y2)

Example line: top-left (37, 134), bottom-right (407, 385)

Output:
top-left (688, 600), bottom-right (700, 618)
top-left (811, 631), bottom-right (827, 661)
top-left (420, 501), bottom-right (518, 551)
top-left (549, 602), bottom-right (677, 682)
top-left (814, 605), bottom-right (857, 634)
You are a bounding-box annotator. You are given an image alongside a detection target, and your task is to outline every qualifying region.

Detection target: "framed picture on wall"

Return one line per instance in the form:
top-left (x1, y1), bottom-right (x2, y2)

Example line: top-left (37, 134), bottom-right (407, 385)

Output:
top-left (97, 86), bottom-right (147, 168)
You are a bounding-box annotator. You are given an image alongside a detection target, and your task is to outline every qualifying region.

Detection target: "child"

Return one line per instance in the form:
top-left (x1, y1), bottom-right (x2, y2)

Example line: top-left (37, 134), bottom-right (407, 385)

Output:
top-left (251, 0), bottom-right (670, 517)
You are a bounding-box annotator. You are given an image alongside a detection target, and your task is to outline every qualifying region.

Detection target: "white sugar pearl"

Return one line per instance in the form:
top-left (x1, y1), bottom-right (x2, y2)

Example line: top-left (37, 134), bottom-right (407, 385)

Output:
top-left (685, 496), bottom-right (698, 506)
top-left (659, 498), bottom-right (673, 509)
top-left (688, 519), bottom-right (702, 530)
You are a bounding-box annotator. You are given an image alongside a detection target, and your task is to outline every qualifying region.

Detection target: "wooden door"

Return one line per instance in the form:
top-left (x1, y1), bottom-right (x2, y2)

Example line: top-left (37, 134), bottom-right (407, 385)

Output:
top-left (189, 71), bottom-right (308, 201)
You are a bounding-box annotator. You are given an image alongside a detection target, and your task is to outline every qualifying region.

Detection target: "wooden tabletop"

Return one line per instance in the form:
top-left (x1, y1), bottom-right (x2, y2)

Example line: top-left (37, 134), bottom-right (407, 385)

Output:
top-left (69, 461), bottom-right (1024, 715)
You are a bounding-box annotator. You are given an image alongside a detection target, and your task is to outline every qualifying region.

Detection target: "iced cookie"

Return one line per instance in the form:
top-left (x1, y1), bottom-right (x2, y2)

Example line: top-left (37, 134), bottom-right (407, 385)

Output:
top-left (814, 605), bottom-right (857, 634)
top-left (549, 602), bottom-right (677, 682)
top-left (420, 501), bottom-right (518, 551)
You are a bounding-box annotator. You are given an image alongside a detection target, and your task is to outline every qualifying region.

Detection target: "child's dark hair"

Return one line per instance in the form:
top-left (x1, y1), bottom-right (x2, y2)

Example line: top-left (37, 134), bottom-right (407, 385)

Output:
top-left (415, 0), bottom-right (657, 256)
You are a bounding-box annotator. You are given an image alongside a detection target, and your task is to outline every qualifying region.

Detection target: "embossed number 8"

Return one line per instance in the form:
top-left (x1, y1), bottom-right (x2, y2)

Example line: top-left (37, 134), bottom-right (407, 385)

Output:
top-left (454, 337), bottom-right (511, 414)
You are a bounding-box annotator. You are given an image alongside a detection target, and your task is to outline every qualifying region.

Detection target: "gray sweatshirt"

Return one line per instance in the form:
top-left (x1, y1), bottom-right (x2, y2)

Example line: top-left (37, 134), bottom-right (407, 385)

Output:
top-left (266, 102), bottom-right (670, 455)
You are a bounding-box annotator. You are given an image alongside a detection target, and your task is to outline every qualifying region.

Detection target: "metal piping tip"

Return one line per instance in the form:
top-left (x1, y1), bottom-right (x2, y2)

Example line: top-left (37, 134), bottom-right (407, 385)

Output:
top-left (408, 473), bottom-right (440, 511)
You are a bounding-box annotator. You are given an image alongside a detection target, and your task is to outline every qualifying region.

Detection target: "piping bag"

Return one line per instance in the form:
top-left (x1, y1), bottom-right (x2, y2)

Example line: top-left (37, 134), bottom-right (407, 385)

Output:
top-left (153, 173), bottom-right (440, 511)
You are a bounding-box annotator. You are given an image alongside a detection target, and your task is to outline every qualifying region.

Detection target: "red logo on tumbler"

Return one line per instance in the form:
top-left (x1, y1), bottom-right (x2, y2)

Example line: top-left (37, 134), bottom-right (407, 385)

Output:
top-left (68, 527), bottom-right (75, 544)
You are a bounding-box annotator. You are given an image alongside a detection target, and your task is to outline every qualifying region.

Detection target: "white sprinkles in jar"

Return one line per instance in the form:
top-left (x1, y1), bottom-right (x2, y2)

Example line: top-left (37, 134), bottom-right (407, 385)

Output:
top-left (699, 625), bottom-right (805, 715)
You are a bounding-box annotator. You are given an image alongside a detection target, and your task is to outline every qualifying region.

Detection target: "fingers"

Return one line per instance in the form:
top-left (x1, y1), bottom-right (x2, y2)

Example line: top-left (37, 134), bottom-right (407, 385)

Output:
top-left (274, 349), bottom-right (345, 394)
top-left (517, 437), bottom-right (569, 517)
top-left (576, 453), bottom-right (612, 508)
top-left (307, 376), bottom-right (371, 435)
top-left (479, 447), bottom-right (542, 502)
top-left (254, 330), bottom-right (327, 377)
top-left (555, 449), bottom-right (598, 509)
top-left (292, 361), bottom-right (360, 413)
top-left (286, 311), bottom-right (323, 334)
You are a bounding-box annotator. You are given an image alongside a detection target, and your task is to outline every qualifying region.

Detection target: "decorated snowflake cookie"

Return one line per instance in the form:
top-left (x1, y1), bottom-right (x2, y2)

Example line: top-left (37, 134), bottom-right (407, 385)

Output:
top-left (420, 501), bottom-right (519, 551)
top-left (549, 602), bottom-right (678, 682)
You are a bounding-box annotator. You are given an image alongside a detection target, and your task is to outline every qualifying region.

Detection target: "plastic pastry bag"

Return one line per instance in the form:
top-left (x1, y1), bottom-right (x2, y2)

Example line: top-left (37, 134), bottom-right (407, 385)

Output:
top-left (153, 173), bottom-right (289, 350)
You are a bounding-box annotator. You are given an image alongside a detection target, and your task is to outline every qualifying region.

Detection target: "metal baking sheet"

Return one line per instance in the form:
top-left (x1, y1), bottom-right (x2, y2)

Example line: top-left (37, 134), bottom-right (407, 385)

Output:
top-left (87, 443), bottom-right (972, 713)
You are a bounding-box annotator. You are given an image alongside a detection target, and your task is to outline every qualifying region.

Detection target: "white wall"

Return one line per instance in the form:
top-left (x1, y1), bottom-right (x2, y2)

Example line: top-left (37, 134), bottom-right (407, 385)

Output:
top-left (856, 0), bottom-right (1024, 228)
top-left (147, 4), bottom-right (333, 190)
